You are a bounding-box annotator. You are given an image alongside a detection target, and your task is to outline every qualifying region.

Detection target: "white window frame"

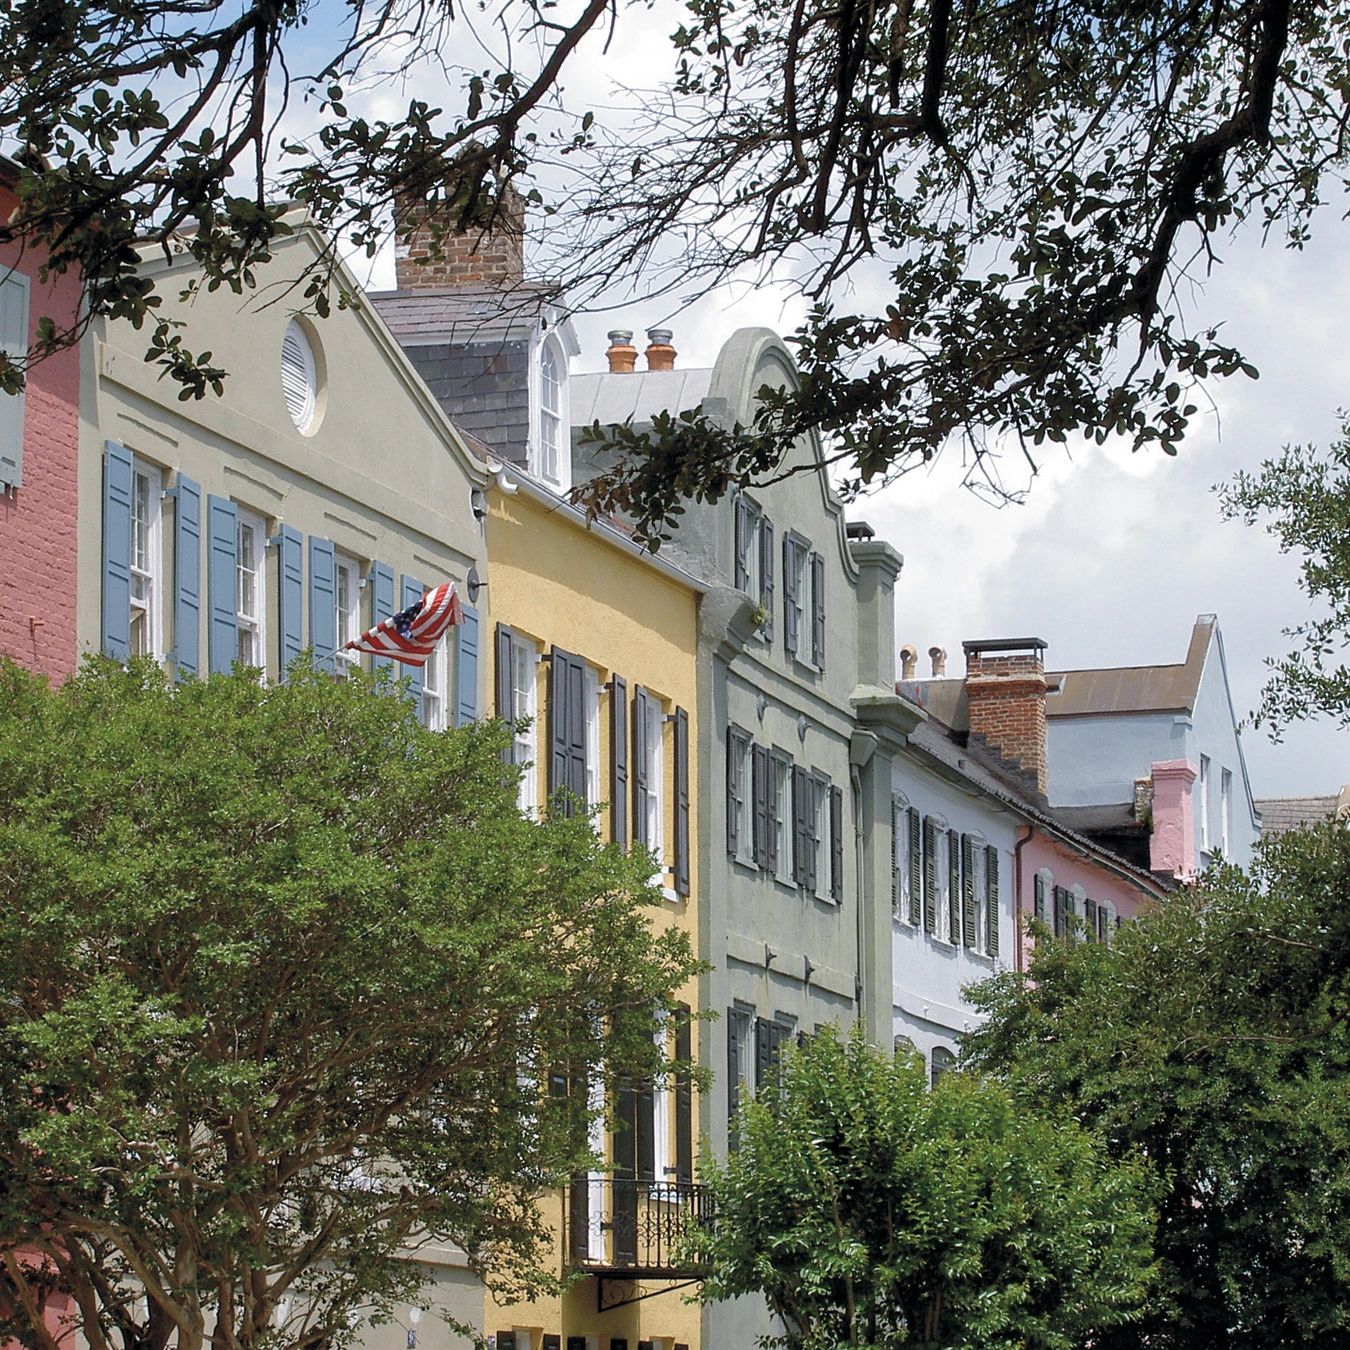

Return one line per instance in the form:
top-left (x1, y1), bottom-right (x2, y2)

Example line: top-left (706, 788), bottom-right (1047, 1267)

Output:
top-left (735, 496), bottom-right (763, 598)
top-left (785, 533), bottom-right (808, 659)
top-left (334, 555), bottom-right (362, 677)
top-left (651, 1011), bottom-right (673, 1184)
top-left (234, 508), bottom-right (267, 672)
top-left (772, 752), bottom-right (794, 885)
top-left (421, 634), bottom-right (449, 731)
top-left (584, 1060), bottom-right (606, 1261)
top-left (533, 333), bottom-right (570, 491)
top-left (968, 834), bottom-right (990, 955)
top-left (511, 637), bottom-right (539, 813)
top-left (644, 698), bottom-right (666, 875)
top-left (585, 668), bottom-right (603, 810)
top-left (1068, 884), bottom-right (1088, 943)
top-left (930, 1045), bottom-right (957, 1087)
top-left (931, 823), bottom-right (953, 945)
top-left (129, 459), bottom-right (163, 660)
top-left (1220, 768), bottom-right (1232, 856)
top-left (1199, 754), bottom-right (1211, 852)
top-left (281, 318), bottom-right (319, 433)
top-left (1095, 897), bottom-right (1118, 944)
top-left (812, 772), bottom-right (831, 901)
top-left (893, 793), bottom-right (911, 920)
top-left (727, 728), bottom-right (751, 865)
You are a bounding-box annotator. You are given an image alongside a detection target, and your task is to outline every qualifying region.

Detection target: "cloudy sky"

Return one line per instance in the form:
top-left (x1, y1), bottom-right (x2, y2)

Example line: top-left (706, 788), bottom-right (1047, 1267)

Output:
top-left (349, 10), bottom-right (1350, 800)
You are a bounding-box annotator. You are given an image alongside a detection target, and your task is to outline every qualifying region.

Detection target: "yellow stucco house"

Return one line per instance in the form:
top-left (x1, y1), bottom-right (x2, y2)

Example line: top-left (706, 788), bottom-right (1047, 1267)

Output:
top-left (482, 469), bottom-right (706, 1350)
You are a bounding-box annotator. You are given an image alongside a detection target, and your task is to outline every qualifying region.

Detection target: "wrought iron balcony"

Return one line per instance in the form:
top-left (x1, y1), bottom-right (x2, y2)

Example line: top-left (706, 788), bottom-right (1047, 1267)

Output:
top-left (565, 1176), bottom-right (712, 1280)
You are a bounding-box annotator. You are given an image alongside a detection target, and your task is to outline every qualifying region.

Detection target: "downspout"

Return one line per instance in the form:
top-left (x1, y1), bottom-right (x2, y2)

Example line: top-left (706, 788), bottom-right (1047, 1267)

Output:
top-left (1013, 825), bottom-right (1034, 974)
top-left (851, 764), bottom-right (865, 1026)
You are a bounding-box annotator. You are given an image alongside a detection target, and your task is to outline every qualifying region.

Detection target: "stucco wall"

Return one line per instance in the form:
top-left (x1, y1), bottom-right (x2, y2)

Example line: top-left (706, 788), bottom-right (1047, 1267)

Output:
top-left (0, 182), bottom-right (83, 682)
top-left (1046, 709), bottom-right (1186, 808)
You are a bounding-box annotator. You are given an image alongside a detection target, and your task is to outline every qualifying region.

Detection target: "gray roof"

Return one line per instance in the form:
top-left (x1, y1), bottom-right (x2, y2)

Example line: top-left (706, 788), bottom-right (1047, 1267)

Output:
top-left (369, 285), bottom-right (550, 345)
top-left (571, 368), bottom-right (713, 427)
top-left (1254, 792), bottom-right (1349, 837)
top-left (901, 616), bottom-right (1216, 728)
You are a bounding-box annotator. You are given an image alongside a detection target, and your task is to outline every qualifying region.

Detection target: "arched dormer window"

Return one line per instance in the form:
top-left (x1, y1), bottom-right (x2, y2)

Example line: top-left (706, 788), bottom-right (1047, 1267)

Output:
top-left (534, 333), bottom-right (569, 490)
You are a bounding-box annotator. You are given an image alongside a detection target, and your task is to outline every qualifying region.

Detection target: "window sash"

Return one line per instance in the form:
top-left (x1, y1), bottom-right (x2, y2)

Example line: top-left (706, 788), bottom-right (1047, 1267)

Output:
top-left (128, 464), bottom-right (161, 659)
top-left (644, 700), bottom-right (664, 865)
top-left (511, 640), bottom-right (538, 810)
top-left (234, 513), bottom-right (266, 669)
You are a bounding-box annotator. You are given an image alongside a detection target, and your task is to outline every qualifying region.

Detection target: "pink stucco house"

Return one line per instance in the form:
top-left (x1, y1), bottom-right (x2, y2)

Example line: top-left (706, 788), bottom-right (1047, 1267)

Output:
top-left (0, 155), bottom-right (83, 683)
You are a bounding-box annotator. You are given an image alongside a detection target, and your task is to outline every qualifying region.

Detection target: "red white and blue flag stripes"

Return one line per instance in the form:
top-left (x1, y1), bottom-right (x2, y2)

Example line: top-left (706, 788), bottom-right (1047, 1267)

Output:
top-left (344, 581), bottom-right (463, 667)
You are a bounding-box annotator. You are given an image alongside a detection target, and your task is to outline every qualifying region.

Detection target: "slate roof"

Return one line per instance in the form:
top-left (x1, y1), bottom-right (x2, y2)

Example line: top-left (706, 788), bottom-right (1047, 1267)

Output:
top-left (1253, 792), bottom-right (1348, 837)
top-left (370, 285), bottom-right (552, 345)
top-left (572, 368), bottom-right (714, 427)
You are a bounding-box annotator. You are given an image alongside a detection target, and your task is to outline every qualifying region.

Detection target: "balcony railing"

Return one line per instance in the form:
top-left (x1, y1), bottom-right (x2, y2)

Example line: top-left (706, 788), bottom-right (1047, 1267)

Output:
top-left (565, 1176), bottom-right (712, 1278)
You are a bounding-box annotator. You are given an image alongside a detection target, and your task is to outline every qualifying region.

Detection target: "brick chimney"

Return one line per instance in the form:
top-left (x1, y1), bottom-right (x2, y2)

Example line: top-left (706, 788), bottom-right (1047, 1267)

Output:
top-left (606, 330), bottom-right (637, 373)
top-left (962, 638), bottom-right (1050, 798)
top-left (392, 179), bottom-right (525, 291)
top-left (645, 328), bottom-right (676, 371)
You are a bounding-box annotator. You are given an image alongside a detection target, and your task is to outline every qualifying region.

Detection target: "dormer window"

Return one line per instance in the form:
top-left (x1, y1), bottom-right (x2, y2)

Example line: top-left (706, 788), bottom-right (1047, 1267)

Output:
top-left (533, 332), bottom-right (570, 491)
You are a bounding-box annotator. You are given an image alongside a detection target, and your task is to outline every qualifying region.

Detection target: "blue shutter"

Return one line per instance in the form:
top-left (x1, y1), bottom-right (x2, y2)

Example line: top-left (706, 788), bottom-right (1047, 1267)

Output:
top-left (401, 575), bottom-right (424, 704)
top-left (455, 602), bottom-right (479, 726)
top-left (370, 562), bottom-right (395, 678)
top-left (173, 475), bottom-right (201, 678)
top-left (206, 495), bottom-right (238, 675)
top-left (278, 526), bottom-right (304, 674)
top-left (101, 441), bottom-right (133, 660)
top-left (309, 537), bottom-right (337, 673)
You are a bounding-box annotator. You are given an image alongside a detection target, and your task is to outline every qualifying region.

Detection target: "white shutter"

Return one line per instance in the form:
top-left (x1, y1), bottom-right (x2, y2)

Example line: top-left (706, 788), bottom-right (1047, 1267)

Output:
top-left (280, 319), bottom-right (316, 431)
top-left (0, 272), bottom-right (30, 489)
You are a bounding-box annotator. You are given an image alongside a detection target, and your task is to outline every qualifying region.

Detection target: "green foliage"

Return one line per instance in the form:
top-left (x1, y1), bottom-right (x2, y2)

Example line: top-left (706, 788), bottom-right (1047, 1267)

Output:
top-left (965, 824), bottom-right (1350, 1349)
top-left (0, 657), bottom-right (699, 1350)
top-left (692, 1027), bottom-right (1154, 1350)
top-left (1219, 422), bottom-right (1350, 734)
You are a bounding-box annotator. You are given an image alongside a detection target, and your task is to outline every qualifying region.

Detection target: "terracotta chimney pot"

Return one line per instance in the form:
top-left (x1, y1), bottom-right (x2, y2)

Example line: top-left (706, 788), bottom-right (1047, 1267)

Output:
top-left (645, 327), bottom-right (676, 372)
top-left (606, 330), bottom-right (637, 374)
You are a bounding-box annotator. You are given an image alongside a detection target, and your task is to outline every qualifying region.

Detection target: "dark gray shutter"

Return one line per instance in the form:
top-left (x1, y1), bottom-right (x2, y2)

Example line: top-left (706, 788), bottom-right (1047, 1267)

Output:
top-left (759, 517), bottom-right (775, 641)
top-left (726, 728), bottom-right (741, 858)
top-left (674, 707), bottom-right (690, 896)
top-left (754, 1017), bottom-right (772, 1090)
top-left (768, 753), bottom-right (787, 873)
top-left (1084, 895), bottom-right (1099, 942)
top-left (734, 497), bottom-right (751, 591)
top-left (922, 817), bottom-right (937, 933)
top-left (810, 552), bottom-right (826, 668)
top-left (791, 766), bottom-right (806, 883)
top-left (1053, 885), bottom-right (1067, 938)
top-left (961, 834), bottom-right (976, 946)
top-left (891, 798), bottom-right (902, 915)
top-left (173, 475), bottom-right (201, 679)
top-left (635, 1073), bottom-right (655, 1183)
top-left (986, 844), bottom-right (1000, 957)
top-left (1034, 872), bottom-right (1048, 924)
top-left (101, 442), bottom-right (133, 661)
top-left (751, 744), bottom-right (770, 869)
top-left (908, 809), bottom-right (922, 925)
top-left (948, 828), bottom-right (961, 942)
top-left (497, 1334), bottom-right (516, 1350)
top-left (206, 495), bottom-right (238, 676)
top-left (612, 1071), bottom-right (637, 1264)
top-left (631, 686), bottom-right (649, 848)
top-left (675, 1006), bottom-right (692, 1183)
top-left (782, 536), bottom-right (799, 656)
top-left (726, 1008), bottom-right (741, 1147)
top-left (495, 623), bottom-right (514, 723)
top-left (611, 675), bottom-right (628, 846)
top-left (548, 648), bottom-right (587, 812)
top-left (830, 785), bottom-right (844, 901)
top-left (806, 778), bottom-right (820, 893)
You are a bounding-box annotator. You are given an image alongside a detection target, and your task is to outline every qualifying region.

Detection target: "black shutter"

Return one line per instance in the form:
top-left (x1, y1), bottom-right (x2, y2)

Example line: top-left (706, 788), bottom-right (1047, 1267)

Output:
top-left (548, 649), bottom-right (587, 813)
top-left (734, 496), bottom-right (751, 591)
top-left (726, 728), bottom-right (742, 858)
top-left (632, 686), bottom-right (649, 848)
top-left (922, 817), bottom-right (937, 933)
top-left (726, 1008), bottom-right (741, 1147)
top-left (1034, 872), bottom-right (1047, 924)
top-left (674, 708), bottom-right (690, 896)
top-left (495, 622), bottom-right (515, 726)
top-left (568, 1163), bottom-right (589, 1265)
top-left (1053, 885), bottom-right (1066, 938)
top-left (544, 1337), bottom-right (561, 1350)
top-left (891, 798), bottom-right (901, 915)
top-left (549, 648), bottom-right (568, 809)
top-left (497, 1334), bottom-right (516, 1350)
top-left (830, 784), bottom-right (844, 901)
top-left (751, 745), bottom-right (769, 868)
top-left (811, 552), bottom-right (826, 668)
top-left (759, 517), bottom-right (775, 642)
top-left (908, 809), bottom-right (922, 925)
top-left (635, 1076), bottom-right (655, 1183)
top-left (611, 675), bottom-right (628, 846)
top-left (783, 536), bottom-right (799, 656)
top-left (754, 1017), bottom-right (772, 1090)
top-left (792, 766), bottom-right (808, 884)
top-left (948, 828), bottom-right (961, 942)
top-left (767, 753), bottom-right (787, 873)
top-left (567, 654), bottom-right (587, 801)
top-left (612, 1072), bottom-right (637, 1264)
top-left (675, 1005), bottom-right (692, 1183)
top-left (986, 844), bottom-right (1000, 958)
top-left (961, 834), bottom-right (976, 946)
top-left (1084, 895), bottom-right (1098, 942)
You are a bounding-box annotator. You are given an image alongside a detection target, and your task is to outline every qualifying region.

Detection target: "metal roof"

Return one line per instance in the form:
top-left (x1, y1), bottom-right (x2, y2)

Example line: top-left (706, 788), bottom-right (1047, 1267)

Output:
top-left (571, 368), bottom-right (713, 427)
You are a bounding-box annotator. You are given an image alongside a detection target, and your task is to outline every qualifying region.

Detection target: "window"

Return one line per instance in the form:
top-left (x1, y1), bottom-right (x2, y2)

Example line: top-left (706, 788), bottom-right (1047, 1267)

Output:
top-left (726, 1005), bottom-right (753, 1146)
top-left (511, 637), bottom-right (539, 812)
top-left (930, 1046), bottom-right (957, 1086)
top-left (733, 498), bottom-right (776, 642)
top-left (967, 837), bottom-right (990, 954)
top-left (754, 1016), bottom-right (793, 1094)
top-left (926, 822), bottom-right (953, 943)
top-left (129, 460), bottom-right (162, 658)
top-left (281, 319), bottom-right (320, 433)
top-left (640, 696), bottom-right (665, 868)
top-left (813, 772), bottom-right (831, 901)
top-left (652, 1013), bottom-right (672, 1182)
top-left (0, 271), bottom-right (29, 490)
top-left (726, 727), bottom-right (751, 861)
top-left (782, 535), bottom-right (808, 658)
top-left (1221, 769), bottom-right (1232, 856)
top-left (810, 551), bottom-right (826, 669)
top-left (422, 635), bottom-right (449, 731)
top-left (1200, 756), bottom-right (1213, 850)
top-left (234, 510), bottom-right (266, 670)
top-left (334, 556), bottom-right (362, 676)
top-left (536, 335), bottom-right (569, 489)
top-left (892, 796), bottom-right (913, 920)
top-left (791, 767), bottom-right (823, 892)
top-left (771, 753), bottom-right (793, 884)
top-left (585, 669), bottom-right (602, 809)
top-left (1093, 897), bottom-right (1117, 944)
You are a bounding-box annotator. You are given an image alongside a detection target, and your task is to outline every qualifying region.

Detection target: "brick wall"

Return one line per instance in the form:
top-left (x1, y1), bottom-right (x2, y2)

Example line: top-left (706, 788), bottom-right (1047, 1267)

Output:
top-left (964, 647), bottom-right (1049, 798)
top-left (0, 183), bottom-right (82, 683)
top-left (393, 185), bottom-right (525, 291)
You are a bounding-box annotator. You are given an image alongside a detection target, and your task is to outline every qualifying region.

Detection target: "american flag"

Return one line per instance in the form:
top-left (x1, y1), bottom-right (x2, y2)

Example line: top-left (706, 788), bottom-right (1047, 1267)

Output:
top-left (344, 581), bottom-right (463, 667)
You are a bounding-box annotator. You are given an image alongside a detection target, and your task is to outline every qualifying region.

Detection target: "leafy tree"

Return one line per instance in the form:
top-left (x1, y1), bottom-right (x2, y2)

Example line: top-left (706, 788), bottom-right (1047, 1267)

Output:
top-left (691, 1027), bottom-right (1155, 1350)
top-left (0, 657), bottom-right (698, 1350)
top-left (965, 823), bottom-right (1350, 1349)
top-left (3, 0), bottom-right (1350, 541)
top-left (1219, 422), bottom-right (1350, 733)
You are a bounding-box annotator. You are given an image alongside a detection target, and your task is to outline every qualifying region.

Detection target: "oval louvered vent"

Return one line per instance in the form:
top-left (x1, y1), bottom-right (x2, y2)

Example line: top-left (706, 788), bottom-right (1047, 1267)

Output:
top-left (280, 319), bottom-right (318, 431)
